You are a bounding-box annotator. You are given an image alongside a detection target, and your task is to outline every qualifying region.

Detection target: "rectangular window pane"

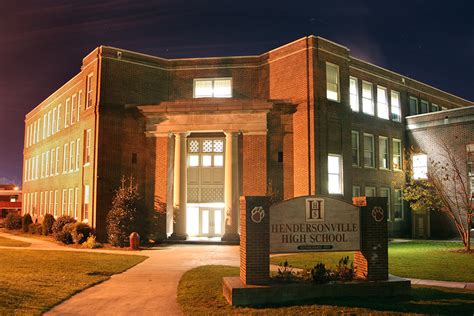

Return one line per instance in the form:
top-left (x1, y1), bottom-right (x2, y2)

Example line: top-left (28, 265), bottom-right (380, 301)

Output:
top-left (379, 137), bottom-right (389, 169)
top-left (326, 63), bottom-right (339, 101)
top-left (413, 154), bottom-right (428, 179)
top-left (189, 155), bottom-right (199, 167)
top-left (213, 79), bottom-right (232, 97)
top-left (202, 155), bottom-right (212, 167)
top-left (391, 91), bottom-right (401, 122)
top-left (393, 139), bottom-right (402, 170)
top-left (364, 134), bottom-right (375, 167)
top-left (350, 77), bottom-right (359, 112)
top-left (365, 186), bottom-right (376, 197)
top-left (328, 154), bottom-right (342, 194)
top-left (351, 131), bottom-right (359, 166)
top-left (377, 86), bottom-right (389, 119)
top-left (431, 103), bottom-right (439, 112)
top-left (420, 100), bottom-right (429, 114)
top-left (409, 97), bottom-right (418, 115)
top-left (394, 189), bottom-right (404, 219)
top-left (362, 81), bottom-right (374, 115)
top-left (194, 80), bottom-right (213, 98)
top-left (352, 186), bottom-right (361, 198)
top-left (214, 154), bottom-right (224, 167)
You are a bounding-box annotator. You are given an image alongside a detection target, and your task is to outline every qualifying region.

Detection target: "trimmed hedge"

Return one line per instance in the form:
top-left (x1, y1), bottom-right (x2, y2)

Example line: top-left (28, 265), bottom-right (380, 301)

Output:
top-left (5, 213), bottom-right (22, 230)
top-left (22, 214), bottom-right (33, 232)
top-left (71, 222), bottom-right (93, 244)
top-left (42, 214), bottom-right (55, 236)
top-left (52, 216), bottom-right (76, 244)
top-left (28, 223), bottom-right (43, 235)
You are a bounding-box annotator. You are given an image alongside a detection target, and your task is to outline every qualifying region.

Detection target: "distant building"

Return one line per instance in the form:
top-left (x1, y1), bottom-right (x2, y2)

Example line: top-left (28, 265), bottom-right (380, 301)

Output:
top-left (22, 35), bottom-right (473, 241)
top-left (0, 184), bottom-right (22, 219)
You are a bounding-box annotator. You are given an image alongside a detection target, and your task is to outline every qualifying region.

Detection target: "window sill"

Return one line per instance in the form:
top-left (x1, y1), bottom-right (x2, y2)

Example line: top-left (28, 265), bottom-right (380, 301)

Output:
top-left (394, 218), bottom-right (404, 222)
top-left (379, 168), bottom-right (391, 172)
top-left (83, 163), bottom-right (90, 167)
top-left (364, 166), bottom-right (376, 169)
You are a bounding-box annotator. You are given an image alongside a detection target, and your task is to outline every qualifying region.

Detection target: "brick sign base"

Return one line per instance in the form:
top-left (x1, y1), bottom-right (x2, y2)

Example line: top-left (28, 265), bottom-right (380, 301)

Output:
top-left (223, 196), bottom-right (410, 306)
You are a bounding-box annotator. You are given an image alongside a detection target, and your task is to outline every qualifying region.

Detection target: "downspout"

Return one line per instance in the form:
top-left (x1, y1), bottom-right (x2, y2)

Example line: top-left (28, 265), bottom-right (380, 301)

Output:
top-left (92, 47), bottom-right (102, 229)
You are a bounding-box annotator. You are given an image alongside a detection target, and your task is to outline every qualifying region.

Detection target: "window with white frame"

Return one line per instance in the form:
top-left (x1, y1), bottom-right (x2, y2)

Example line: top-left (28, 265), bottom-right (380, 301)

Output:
top-left (86, 73), bottom-right (94, 108)
top-left (352, 186), bottom-right (361, 197)
top-left (71, 94), bottom-right (77, 124)
top-left (84, 129), bottom-right (92, 165)
top-left (52, 108), bottom-right (56, 134)
top-left (43, 114), bottom-right (47, 139)
top-left (194, 78), bottom-right (232, 98)
top-left (365, 186), bottom-right (376, 197)
top-left (68, 188), bottom-right (74, 216)
top-left (363, 133), bottom-right (375, 168)
top-left (349, 77), bottom-right (359, 111)
top-left (379, 136), bottom-right (389, 169)
top-left (57, 104), bottom-right (62, 131)
top-left (54, 190), bottom-right (58, 217)
top-left (420, 100), bottom-right (429, 114)
top-left (47, 111), bottom-right (51, 137)
top-left (362, 81), bottom-right (374, 115)
top-left (391, 90), bottom-right (401, 122)
top-left (326, 63), bottom-right (339, 101)
top-left (75, 138), bottom-right (80, 170)
top-left (55, 147), bottom-right (60, 175)
top-left (45, 151), bottom-right (49, 177)
top-left (69, 141), bottom-right (75, 172)
top-left (328, 154), bottom-right (343, 194)
top-left (351, 131), bottom-right (359, 166)
top-left (394, 189), bottom-right (404, 220)
top-left (40, 192), bottom-right (43, 216)
top-left (377, 86), bottom-right (389, 119)
top-left (50, 149), bottom-right (55, 175)
top-left (431, 103), bottom-right (439, 112)
top-left (35, 155), bottom-right (39, 179)
top-left (65, 98), bottom-right (70, 128)
top-left (380, 187), bottom-right (391, 219)
top-left (393, 138), bottom-right (402, 170)
top-left (74, 187), bottom-right (79, 218)
top-left (409, 97), bottom-right (418, 115)
top-left (84, 185), bottom-right (90, 220)
top-left (41, 152), bottom-right (45, 178)
top-left (413, 154), bottom-right (428, 180)
top-left (63, 143), bottom-right (69, 173)
top-left (49, 191), bottom-right (53, 214)
top-left (62, 189), bottom-right (67, 216)
top-left (36, 119), bottom-right (40, 143)
top-left (77, 90), bottom-right (82, 121)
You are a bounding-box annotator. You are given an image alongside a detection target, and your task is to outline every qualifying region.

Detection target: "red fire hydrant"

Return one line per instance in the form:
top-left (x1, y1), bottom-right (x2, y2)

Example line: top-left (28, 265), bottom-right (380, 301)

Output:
top-left (129, 232), bottom-right (140, 250)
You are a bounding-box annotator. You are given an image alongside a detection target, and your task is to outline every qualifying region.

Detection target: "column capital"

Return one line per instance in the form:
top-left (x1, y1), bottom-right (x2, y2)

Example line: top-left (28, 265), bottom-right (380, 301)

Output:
top-left (224, 130), bottom-right (241, 137)
top-left (171, 131), bottom-right (191, 138)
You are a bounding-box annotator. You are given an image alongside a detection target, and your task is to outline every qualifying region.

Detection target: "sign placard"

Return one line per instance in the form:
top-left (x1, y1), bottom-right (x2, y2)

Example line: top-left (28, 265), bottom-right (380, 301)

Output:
top-left (270, 196), bottom-right (360, 253)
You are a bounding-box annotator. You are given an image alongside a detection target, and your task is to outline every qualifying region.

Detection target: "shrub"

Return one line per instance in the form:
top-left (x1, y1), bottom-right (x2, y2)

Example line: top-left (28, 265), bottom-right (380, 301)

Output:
top-left (107, 176), bottom-right (146, 247)
top-left (275, 260), bottom-right (297, 281)
top-left (52, 216), bottom-right (76, 244)
top-left (28, 223), bottom-right (43, 235)
top-left (82, 235), bottom-right (103, 249)
top-left (22, 214), bottom-right (33, 232)
top-left (5, 213), bottom-right (22, 230)
top-left (42, 214), bottom-right (55, 236)
top-left (334, 256), bottom-right (355, 282)
top-left (310, 262), bottom-right (333, 284)
top-left (55, 222), bottom-right (75, 244)
top-left (71, 222), bottom-right (93, 244)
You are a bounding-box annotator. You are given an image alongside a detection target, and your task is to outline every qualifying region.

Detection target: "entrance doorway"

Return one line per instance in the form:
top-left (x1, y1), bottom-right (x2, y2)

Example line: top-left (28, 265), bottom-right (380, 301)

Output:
top-left (186, 136), bottom-right (225, 237)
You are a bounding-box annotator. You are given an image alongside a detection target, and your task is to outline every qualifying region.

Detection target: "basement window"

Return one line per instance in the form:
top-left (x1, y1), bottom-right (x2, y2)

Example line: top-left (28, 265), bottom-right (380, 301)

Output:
top-left (193, 78), bottom-right (232, 98)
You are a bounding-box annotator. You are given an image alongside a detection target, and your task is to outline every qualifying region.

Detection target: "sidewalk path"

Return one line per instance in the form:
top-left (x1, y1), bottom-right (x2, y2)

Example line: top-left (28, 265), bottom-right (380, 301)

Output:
top-left (46, 244), bottom-right (239, 316)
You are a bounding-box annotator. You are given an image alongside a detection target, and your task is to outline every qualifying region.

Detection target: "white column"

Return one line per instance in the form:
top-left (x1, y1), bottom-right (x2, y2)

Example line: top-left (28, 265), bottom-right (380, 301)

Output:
top-left (223, 131), bottom-right (240, 241)
top-left (171, 132), bottom-right (188, 239)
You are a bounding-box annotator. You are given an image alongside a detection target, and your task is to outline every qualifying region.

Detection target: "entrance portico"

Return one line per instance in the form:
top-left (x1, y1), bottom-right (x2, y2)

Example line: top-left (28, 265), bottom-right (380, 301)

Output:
top-left (139, 99), bottom-right (272, 241)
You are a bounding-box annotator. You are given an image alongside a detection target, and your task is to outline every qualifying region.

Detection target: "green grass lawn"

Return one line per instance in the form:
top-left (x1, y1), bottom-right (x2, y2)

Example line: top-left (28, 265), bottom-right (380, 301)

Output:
top-left (0, 235), bottom-right (31, 247)
top-left (0, 249), bottom-right (147, 315)
top-left (178, 265), bottom-right (474, 315)
top-left (270, 241), bottom-right (474, 282)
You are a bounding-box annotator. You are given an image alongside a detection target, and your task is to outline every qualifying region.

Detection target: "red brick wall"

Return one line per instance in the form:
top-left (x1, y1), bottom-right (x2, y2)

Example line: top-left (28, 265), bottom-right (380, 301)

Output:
top-left (242, 135), bottom-right (267, 196)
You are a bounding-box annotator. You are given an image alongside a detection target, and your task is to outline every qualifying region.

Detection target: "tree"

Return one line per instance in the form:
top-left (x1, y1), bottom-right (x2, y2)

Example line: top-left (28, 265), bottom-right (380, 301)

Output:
top-left (107, 176), bottom-right (146, 247)
top-left (403, 143), bottom-right (473, 252)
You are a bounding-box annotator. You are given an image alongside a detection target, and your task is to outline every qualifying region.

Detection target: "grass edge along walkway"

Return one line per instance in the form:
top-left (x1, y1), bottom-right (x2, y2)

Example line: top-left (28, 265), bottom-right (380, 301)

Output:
top-left (0, 249), bottom-right (147, 316)
top-left (0, 235), bottom-right (31, 247)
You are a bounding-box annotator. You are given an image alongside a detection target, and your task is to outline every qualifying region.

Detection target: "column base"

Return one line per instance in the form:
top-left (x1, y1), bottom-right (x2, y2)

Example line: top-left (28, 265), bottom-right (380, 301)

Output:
top-left (169, 233), bottom-right (188, 241)
top-left (221, 233), bottom-right (240, 242)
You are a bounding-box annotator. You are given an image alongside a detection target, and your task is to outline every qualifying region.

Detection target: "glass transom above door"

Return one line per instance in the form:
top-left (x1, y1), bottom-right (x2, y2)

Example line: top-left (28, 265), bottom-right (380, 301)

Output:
top-left (187, 138), bottom-right (225, 203)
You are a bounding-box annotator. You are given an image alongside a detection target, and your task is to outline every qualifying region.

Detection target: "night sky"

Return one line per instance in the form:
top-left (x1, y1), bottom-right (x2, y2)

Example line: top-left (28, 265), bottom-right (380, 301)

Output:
top-left (0, 0), bottom-right (473, 186)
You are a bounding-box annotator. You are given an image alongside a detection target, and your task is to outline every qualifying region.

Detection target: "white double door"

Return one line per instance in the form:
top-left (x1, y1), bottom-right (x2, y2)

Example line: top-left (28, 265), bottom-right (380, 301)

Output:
top-left (199, 208), bottom-right (223, 237)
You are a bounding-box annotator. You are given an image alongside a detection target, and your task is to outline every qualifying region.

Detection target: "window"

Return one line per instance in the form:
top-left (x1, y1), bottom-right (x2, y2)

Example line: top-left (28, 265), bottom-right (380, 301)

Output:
top-left (84, 129), bottom-right (92, 165)
top-left (380, 187), bottom-right (390, 219)
top-left (41, 153), bottom-right (45, 178)
top-left (86, 73), bottom-right (94, 108)
top-left (379, 136), bottom-right (389, 170)
top-left (50, 149), bottom-right (55, 175)
top-left (365, 186), bottom-right (376, 197)
top-left (394, 189), bottom-right (404, 220)
top-left (420, 100), bottom-right (429, 114)
top-left (62, 189), bottom-right (67, 216)
top-left (377, 86), bottom-right (389, 119)
top-left (52, 108), bottom-right (56, 134)
top-left (43, 114), bottom-right (47, 139)
top-left (77, 90), bottom-right (82, 121)
top-left (40, 192), bottom-right (43, 216)
top-left (349, 77), bottom-right (359, 111)
top-left (413, 154), bottom-right (428, 180)
top-left (362, 81), bottom-right (374, 115)
top-left (409, 97), bottom-right (418, 115)
top-left (36, 119), bottom-right (40, 143)
top-left (55, 147), bottom-right (60, 175)
top-left (393, 139), bottom-right (402, 170)
top-left (194, 78), bottom-right (232, 98)
top-left (363, 133), bottom-right (375, 168)
top-left (68, 188), bottom-right (73, 216)
top-left (63, 143), bottom-right (69, 173)
top-left (65, 98), bottom-right (70, 128)
top-left (71, 94), bottom-right (77, 124)
top-left (431, 103), bottom-right (439, 112)
top-left (49, 191), bottom-right (53, 214)
top-left (328, 154), bottom-right (343, 194)
top-left (74, 187), bottom-right (79, 218)
top-left (54, 190), bottom-right (58, 217)
top-left (75, 139), bottom-right (80, 170)
top-left (83, 185), bottom-right (90, 220)
top-left (69, 141), bottom-right (75, 172)
top-left (35, 155), bottom-right (39, 179)
top-left (47, 111), bottom-right (51, 137)
top-left (57, 104), bottom-right (62, 131)
top-left (391, 90), bottom-right (401, 122)
top-left (45, 151), bottom-right (49, 177)
top-left (351, 131), bottom-right (359, 166)
top-left (326, 63), bottom-right (339, 101)
top-left (352, 186), bottom-right (361, 197)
